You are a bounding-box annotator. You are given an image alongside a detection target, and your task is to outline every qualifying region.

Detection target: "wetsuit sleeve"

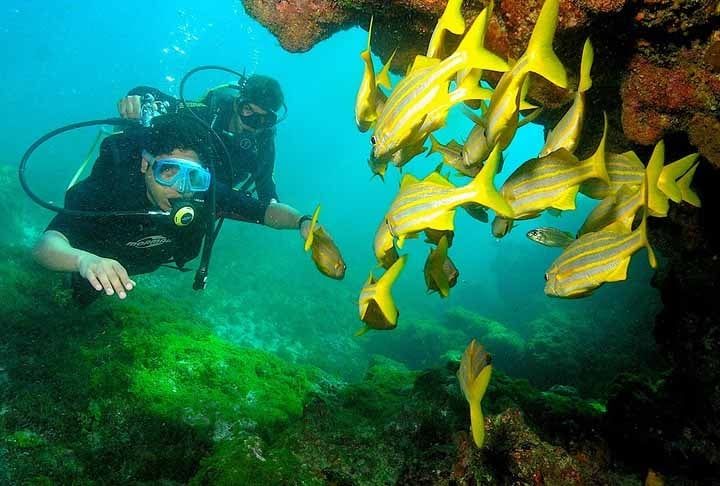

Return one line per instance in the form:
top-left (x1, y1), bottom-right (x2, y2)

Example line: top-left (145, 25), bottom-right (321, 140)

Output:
top-left (254, 134), bottom-right (280, 203)
top-left (45, 180), bottom-right (105, 246)
top-left (127, 86), bottom-right (180, 112)
top-left (214, 182), bottom-right (269, 224)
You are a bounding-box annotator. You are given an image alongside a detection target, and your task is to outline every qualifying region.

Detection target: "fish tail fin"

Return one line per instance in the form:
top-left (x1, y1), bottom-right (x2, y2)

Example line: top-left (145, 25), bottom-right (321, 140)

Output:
top-left (658, 152), bottom-right (698, 203)
top-left (375, 254), bottom-right (407, 323)
top-left (525, 0), bottom-right (567, 88)
top-left (583, 112), bottom-right (609, 183)
top-left (457, 339), bottom-right (493, 448)
top-left (376, 49), bottom-right (396, 90)
top-left (468, 361), bottom-right (492, 448)
top-left (646, 140), bottom-right (671, 217)
top-left (577, 38), bottom-right (594, 93)
top-left (304, 205), bottom-right (321, 251)
top-left (377, 254), bottom-right (407, 292)
top-left (456, 3), bottom-right (509, 73)
top-left (438, 0), bottom-right (466, 36)
top-left (677, 161), bottom-right (701, 207)
top-left (425, 0), bottom-right (465, 59)
top-left (469, 144), bottom-right (514, 217)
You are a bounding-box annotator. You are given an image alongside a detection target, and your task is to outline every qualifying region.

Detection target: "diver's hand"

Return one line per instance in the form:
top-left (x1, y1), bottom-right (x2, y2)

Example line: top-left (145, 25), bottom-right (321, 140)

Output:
top-left (77, 253), bottom-right (136, 299)
top-left (299, 219), bottom-right (316, 240)
top-left (117, 95), bottom-right (142, 119)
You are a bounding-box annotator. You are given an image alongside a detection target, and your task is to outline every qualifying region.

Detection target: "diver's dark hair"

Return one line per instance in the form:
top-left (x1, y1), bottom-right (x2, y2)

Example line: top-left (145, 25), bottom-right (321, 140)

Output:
top-left (146, 113), bottom-right (214, 166)
top-left (240, 74), bottom-right (284, 112)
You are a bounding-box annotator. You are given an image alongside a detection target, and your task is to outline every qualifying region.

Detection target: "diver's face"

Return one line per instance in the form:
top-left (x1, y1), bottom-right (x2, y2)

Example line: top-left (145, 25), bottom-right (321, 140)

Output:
top-left (231, 101), bottom-right (272, 133)
top-left (141, 149), bottom-right (199, 211)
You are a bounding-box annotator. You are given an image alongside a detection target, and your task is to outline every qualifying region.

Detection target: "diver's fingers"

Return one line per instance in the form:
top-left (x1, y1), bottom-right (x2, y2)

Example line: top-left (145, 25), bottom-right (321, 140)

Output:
top-left (112, 262), bottom-right (136, 295)
top-left (83, 270), bottom-right (104, 293)
top-left (95, 271), bottom-right (117, 297)
top-left (117, 95), bottom-right (141, 119)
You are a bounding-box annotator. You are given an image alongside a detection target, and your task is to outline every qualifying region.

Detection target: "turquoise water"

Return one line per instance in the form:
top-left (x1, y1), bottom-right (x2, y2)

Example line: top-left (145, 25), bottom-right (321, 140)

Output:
top-left (1, 1), bottom-right (664, 483)
top-left (3, 0), bottom-right (661, 386)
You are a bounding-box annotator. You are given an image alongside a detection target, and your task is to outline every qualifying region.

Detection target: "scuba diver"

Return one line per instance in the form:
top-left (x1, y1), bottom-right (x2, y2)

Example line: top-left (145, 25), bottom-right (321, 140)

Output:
top-left (32, 113), bottom-right (329, 306)
top-left (117, 73), bottom-right (285, 204)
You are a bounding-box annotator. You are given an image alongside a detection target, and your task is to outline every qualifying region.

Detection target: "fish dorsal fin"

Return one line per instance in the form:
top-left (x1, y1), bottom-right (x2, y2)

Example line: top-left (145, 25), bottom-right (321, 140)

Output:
top-left (304, 204), bottom-right (321, 251)
top-left (408, 54), bottom-right (439, 75)
top-left (425, 170), bottom-right (455, 187)
top-left (399, 173), bottom-right (420, 189)
top-left (448, 139), bottom-right (464, 151)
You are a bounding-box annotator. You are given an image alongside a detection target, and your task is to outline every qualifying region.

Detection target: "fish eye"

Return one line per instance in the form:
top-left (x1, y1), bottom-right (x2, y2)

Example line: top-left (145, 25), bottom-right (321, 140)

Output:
top-left (370, 136), bottom-right (377, 145)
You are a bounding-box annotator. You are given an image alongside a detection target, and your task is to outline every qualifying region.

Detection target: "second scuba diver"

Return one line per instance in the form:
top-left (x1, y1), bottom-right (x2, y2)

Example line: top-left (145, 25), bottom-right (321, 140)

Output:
top-left (32, 113), bottom-right (338, 305)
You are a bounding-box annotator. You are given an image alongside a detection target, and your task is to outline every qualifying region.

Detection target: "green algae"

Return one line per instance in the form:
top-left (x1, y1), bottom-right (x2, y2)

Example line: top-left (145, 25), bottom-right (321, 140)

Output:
top-left (0, 249), bottom-right (321, 484)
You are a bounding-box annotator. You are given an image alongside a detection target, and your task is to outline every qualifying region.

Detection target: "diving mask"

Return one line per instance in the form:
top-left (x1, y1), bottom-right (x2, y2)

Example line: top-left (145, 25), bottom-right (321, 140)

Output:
top-left (142, 150), bottom-right (211, 193)
top-left (235, 100), bottom-right (279, 130)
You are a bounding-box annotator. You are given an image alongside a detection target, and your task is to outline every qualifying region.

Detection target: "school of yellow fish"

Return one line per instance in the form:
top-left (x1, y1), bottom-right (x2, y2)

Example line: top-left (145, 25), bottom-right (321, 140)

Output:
top-left (353, 0), bottom-right (701, 447)
top-left (353, 0), bottom-right (702, 330)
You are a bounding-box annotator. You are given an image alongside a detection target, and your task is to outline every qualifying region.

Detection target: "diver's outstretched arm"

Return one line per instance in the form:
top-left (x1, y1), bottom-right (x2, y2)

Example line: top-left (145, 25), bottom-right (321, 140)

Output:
top-left (33, 230), bottom-right (135, 299)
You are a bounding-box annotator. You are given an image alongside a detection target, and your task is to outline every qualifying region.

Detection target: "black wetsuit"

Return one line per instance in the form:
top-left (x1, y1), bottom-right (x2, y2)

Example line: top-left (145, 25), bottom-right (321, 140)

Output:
top-left (128, 86), bottom-right (279, 203)
top-left (46, 128), bottom-right (269, 303)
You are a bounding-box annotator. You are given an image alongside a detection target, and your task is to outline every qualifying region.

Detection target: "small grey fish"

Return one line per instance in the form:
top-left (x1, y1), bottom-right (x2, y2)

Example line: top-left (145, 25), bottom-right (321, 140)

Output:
top-left (526, 227), bottom-right (576, 248)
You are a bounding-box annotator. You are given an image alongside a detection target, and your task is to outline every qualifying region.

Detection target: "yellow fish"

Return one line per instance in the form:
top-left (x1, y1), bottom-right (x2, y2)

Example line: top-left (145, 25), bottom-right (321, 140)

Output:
top-left (580, 145), bottom-right (699, 205)
top-left (457, 339), bottom-right (493, 448)
top-left (355, 17), bottom-right (394, 133)
top-left (357, 254), bottom-right (407, 335)
top-left (423, 234), bottom-right (458, 297)
top-left (304, 205), bottom-right (347, 279)
top-left (544, 171), bottom-right (658, 299)
top-left (539, 37), bottom-right (594, 157)
top-left (577, 184), bottom-right (642, 237)
top-left (483, 0), bottom-right (568, 151)
top-left (386, 143), bottom-right (512, 247)
top-left (500, 113), bottom-right (609, 219)
top-left (371, 4), bottom-right (507, 161)
top-left (544, 215), bottom-right (657, 297)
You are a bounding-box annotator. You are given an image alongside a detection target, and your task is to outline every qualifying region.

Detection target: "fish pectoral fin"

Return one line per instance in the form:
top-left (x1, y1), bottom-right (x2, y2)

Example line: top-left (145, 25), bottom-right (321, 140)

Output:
top-left (553, 186), bottom-right (580, 211)
top-left (430, 212), bottom-right (457, 233)
top-left (606, 258), bottom-right (631, 282)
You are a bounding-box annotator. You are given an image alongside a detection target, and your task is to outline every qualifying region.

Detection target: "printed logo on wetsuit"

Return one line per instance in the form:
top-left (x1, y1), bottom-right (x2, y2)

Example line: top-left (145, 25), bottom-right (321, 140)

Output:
top-left (126, 235), bottom-right (172, 248)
